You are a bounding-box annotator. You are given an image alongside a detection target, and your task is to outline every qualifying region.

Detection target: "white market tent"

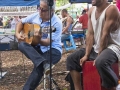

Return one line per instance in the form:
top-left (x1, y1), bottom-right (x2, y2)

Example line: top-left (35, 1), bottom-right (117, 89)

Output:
top-left (0, 0), bottom-right (40, 16)
top-left (0, 0), bottom-right (40, 43)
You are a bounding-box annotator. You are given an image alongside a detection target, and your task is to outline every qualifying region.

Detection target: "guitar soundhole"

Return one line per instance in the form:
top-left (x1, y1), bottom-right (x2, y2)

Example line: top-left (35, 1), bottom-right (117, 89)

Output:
top-left (28, 31), bottom-right (30, 39)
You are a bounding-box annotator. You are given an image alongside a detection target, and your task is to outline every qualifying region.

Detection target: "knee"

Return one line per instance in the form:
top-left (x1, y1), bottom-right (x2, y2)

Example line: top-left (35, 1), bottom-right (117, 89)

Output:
top-left (66, 54), bottom-right (74, 65)
top-left (95, 58), bottom-right (106, 69)
top-left (18, 42), bottom-right (27, 51)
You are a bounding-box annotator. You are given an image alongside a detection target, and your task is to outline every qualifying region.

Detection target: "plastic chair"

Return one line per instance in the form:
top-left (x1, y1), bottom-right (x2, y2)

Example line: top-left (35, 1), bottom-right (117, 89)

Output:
top-left (62, 34), bottom-right (76, 51)
top-left (71, 19), bottom-right (86, 46)
top-left (72, 33), bottom-right (85, 46)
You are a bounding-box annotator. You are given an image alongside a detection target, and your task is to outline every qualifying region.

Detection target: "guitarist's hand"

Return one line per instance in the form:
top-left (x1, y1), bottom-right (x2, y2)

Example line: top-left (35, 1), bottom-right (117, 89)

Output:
top-left (16, 34), bottom-right (25, 42)
top-left (34, 29), bottom-right (42, 38)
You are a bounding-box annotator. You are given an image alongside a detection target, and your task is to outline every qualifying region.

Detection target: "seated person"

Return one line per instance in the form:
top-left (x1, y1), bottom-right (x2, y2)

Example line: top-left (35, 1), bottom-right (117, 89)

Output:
top-left (66, 0), bottom-right (120, 90)
top-left (15, 0), bottom-right (62, 90)
top-left (61, 9), bottom-right (74, 42)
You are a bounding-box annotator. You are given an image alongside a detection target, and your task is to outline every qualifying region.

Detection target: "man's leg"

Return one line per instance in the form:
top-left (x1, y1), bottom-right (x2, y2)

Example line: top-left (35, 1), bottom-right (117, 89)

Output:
top-left (42, 48), bottom-right (61, 74)
top-left (67, 48), bottom-right (86, 90)
top-left (95, 48), bottom-right (118, 89)
top-left (42, 48), bottom-right (61, 64)
top-left (70, 70), bottom-right (82, 90)
top-left (23, 64), bottom-right (44, 90)
top-left (18, 42), bottom-right (47, 89)
top-left (18, 42), bottom-right (46, 68)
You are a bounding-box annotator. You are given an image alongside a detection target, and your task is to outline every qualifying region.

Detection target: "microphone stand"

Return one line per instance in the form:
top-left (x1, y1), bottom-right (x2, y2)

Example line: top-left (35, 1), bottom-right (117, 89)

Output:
top-left (47, 0), bottom-right (54, 89)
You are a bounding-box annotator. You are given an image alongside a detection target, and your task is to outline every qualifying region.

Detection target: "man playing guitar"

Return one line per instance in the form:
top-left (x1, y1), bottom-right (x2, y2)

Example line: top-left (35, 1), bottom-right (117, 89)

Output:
top-left (15, 0), bottom-right (62, 90)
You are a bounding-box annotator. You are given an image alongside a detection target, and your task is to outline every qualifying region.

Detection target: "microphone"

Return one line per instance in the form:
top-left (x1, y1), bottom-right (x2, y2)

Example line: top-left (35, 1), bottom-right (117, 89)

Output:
top-left (47, 0), bottom-right (54, 6)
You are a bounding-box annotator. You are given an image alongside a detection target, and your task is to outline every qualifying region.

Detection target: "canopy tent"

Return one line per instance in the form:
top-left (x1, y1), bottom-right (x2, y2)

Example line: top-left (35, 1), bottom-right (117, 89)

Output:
top-left (0, 6), bottom-right (38, 16)
top-left (0, 0), bottom-right (39, 6)
top-left (69, 0), bottom-right (113, 3)
top-left (0, 0), bottom-right (40, 16)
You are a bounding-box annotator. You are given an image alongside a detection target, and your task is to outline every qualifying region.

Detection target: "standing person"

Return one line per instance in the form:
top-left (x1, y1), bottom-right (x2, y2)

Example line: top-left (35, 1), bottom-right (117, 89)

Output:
top-left (61, 9), bottom-right (74, 42)
top-left (15, 0), bottom-right (62, 90)
top-left (66, 0), bottom-right (120, 90)
top-left (11, 16), bottom-right (20, 30)
top-left (79, 9), bottom-right (88, 35)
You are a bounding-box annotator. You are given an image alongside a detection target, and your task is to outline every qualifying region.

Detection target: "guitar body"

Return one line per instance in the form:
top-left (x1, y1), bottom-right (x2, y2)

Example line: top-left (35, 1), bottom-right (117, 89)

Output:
top-left (23, 23), bottom-right (40, 45)
top-left (22, 23), bottom-right (56, 45)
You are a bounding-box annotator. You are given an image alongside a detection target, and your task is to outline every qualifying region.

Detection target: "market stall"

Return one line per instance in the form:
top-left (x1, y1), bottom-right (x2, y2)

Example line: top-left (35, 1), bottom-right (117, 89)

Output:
top-left (0, 0), bottom-right (39, 43)
top-left (0, 0), bottom-right (40, 79)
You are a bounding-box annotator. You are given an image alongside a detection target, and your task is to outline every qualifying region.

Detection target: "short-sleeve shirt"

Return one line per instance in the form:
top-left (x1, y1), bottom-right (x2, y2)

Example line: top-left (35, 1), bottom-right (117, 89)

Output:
top-left (21, 12), bottom-right (62, 53)
top-left (79, 14), bottom-right (88, 29)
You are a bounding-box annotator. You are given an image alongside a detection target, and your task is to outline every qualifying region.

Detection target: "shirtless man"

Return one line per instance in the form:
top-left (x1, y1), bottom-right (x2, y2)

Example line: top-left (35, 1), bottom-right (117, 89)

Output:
top-left (66, 0), bottom-right (120, 90)
top-left (61, 9), bottom-right (73, 42)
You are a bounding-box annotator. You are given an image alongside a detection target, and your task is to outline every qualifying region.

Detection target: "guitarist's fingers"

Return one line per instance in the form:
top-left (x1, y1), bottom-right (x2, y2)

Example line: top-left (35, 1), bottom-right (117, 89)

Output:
top-left (21, 35), bottom-right (25, 39)
top-left (34, 31), bottom-right (38, 36)
top-left (19, 35), bottom-right (25, 40)
top-left (34, 30), bottom-right (41, 37)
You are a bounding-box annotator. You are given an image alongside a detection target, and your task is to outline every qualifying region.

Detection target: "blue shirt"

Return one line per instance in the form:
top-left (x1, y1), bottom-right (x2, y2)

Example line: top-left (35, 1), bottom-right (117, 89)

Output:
top-left (22, 12), bottom-right (62, 53)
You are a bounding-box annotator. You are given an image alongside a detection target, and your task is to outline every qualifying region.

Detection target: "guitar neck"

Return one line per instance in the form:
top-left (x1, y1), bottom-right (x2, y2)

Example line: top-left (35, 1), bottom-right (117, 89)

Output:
top-left (40, 26), bottom-right (56, 33)
top-left (28, 26), bottom-right (56, 37)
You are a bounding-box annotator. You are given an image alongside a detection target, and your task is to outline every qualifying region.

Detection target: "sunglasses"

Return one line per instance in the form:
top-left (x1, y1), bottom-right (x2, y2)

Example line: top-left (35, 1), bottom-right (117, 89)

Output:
top-left (38, 7), bottom-right (49, 12)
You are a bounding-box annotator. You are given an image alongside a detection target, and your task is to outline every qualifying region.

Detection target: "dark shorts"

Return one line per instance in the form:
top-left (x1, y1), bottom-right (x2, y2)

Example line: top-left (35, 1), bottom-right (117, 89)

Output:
top-left (66, 48), bottom-right (118, 88)
top-left (66, 48), bottom-right (97, 72)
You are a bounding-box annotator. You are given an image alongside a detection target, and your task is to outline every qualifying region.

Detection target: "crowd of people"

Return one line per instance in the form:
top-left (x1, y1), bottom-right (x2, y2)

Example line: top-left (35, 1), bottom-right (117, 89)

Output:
top-left (0, 0), bottom-right (120, 90)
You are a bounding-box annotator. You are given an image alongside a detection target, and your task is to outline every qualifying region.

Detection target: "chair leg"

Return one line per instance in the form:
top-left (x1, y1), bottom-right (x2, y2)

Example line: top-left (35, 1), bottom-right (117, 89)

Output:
top-left (82, 37), bottom-right (85, 45)
top-left (39, 74), bottom-right (61, 90)
top-left (51, 77), bottom-right (61, 90)
top-left (70, 35), bottom-right (76, 50)
top-left (43, 74), bottom-right (47, 90)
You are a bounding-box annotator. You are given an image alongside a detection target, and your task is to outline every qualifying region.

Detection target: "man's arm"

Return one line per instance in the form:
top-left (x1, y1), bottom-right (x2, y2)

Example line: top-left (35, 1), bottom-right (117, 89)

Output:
top-left (80, 7), bottom-right (94, 66)
top-left (84, 7), bottom-right (94, 57)
top-left (99, 5), bottom-right (120, 54)
top-left (37, 38), bottom-right (52, 46)
top-left (15, 21), bottom-right (23, 35)
top-left (62, 16), bottom-right (73, 34)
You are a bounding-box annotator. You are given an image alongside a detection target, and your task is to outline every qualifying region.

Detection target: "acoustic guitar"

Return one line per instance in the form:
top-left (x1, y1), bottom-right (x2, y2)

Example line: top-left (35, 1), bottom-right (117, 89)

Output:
top-left (22, 23), bottom-right (56, 45)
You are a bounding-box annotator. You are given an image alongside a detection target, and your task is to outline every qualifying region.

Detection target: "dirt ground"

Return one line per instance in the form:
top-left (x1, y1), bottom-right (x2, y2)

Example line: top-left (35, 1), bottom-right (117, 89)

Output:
top-left (0, 50), bottom-right (74, 90)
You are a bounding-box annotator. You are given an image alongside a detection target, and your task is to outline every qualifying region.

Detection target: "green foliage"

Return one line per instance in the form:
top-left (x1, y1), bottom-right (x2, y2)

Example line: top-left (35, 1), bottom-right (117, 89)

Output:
top-left (56, 0), bottom-right (69, 7)
top-left (55, 0), bottom-right (88, 20)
